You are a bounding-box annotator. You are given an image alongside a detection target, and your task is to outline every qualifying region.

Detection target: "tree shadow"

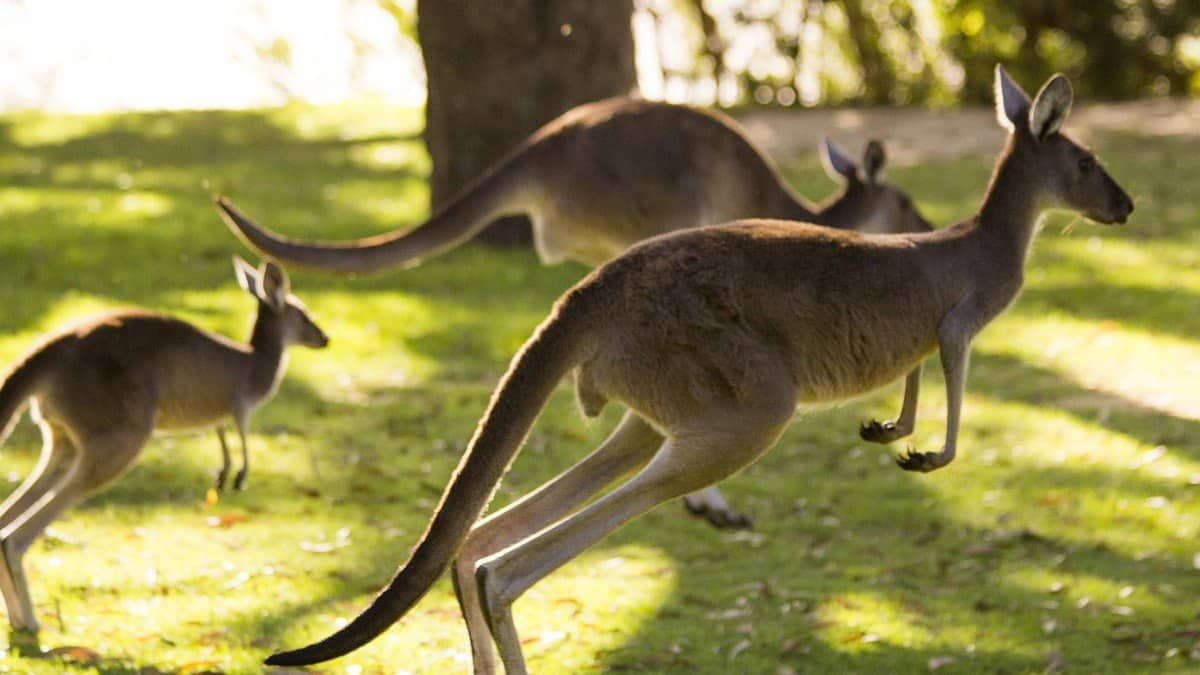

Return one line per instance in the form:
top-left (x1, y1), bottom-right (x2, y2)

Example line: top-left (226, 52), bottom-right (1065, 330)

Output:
top-left (970, 350), bottom-right (1199, 459)
top-left (588, 420), bottom-right (1198, 673)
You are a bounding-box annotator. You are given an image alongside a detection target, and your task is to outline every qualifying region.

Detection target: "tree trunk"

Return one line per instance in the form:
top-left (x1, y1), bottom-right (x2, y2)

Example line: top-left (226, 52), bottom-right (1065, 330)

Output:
top-left (838, 0), bottom-right (895, 104)
top-left (416, 0), bottom-right (636, 246)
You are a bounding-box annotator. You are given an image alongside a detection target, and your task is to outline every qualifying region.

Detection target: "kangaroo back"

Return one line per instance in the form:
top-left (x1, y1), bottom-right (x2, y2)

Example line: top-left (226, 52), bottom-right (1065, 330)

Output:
top-left (0, 344), bottom-right (53, 445)
top-left (215, 146), bottom-right (533, 274)
top-left (265, 295), bottom-right (594, 666)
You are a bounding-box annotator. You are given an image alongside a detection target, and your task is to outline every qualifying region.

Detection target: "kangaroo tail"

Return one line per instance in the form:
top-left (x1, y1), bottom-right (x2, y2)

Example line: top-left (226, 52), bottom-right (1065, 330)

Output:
top-left (214, 150), bottom-right (532, 275)
top-left (264, 296), bottom-right (595, 666)
top-left (0, 347), bottom-right (49, 446)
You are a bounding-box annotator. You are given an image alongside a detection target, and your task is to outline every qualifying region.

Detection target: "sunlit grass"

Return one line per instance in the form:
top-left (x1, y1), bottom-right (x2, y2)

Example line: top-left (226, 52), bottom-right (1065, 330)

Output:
top-left (0, 102), bottom-right (1197, 673)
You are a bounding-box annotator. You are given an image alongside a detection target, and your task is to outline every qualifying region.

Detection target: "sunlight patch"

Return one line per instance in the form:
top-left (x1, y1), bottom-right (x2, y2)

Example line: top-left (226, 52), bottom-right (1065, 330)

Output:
top-left (812, 592), bottom-right (932, 652)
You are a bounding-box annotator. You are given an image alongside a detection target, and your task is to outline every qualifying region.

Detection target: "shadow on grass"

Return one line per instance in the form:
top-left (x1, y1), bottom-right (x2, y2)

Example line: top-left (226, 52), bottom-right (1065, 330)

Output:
top-left (0, 106), bottom-right (431, 335)
top-left (2, 109), bottom-right (1197, 673)
top-left (589, 425), bottom-right (1197, 673)
top-left (971, 351), bottom-right (1199, 458)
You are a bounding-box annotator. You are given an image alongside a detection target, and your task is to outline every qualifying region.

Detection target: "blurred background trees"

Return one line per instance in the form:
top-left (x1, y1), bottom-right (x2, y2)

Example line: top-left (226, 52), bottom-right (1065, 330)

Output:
top-left (5, 0), bottom-right (1193, 242)
top-left (640, 0), bottom-right (1200, 107)
top-left (405, 0), bottom-right (1198, 243)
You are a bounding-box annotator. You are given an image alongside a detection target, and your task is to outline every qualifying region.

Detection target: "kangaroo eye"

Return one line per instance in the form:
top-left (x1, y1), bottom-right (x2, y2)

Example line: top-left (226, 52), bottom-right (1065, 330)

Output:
top-left (1078, 157), bottom-right (1095, 173)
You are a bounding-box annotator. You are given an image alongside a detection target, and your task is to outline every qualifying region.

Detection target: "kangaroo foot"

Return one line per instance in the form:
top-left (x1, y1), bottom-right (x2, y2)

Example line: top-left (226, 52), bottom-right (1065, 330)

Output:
top-left (859, 419), bottom-right (911, 444)
top-left (682, 495), bottom-right (754, 530)
top-left (895, 446), bottom-right (953, 473)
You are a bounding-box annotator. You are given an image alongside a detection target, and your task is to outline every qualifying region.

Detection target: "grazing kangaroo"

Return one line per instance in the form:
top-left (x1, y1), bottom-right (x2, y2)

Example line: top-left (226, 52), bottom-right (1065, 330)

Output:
top-left (0, 257), bottom-right (327, 634)
top-left (214, 97), bottom-right (931, 273)
top-left (215, 97), bottom-right (932, 529)
top-left (261, 66), bottom-right (1132, 674)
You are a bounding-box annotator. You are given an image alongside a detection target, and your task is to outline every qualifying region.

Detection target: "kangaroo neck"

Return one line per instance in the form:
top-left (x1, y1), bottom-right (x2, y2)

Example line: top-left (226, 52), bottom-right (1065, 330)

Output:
top-left (246, 306), bottom-right (287, 402)
top-left (805, 186), bottom-right (865, 230)
top-left (975, 138), bottom-right (1046, 267)
top-left (764, 180), bottom-right (819, 223)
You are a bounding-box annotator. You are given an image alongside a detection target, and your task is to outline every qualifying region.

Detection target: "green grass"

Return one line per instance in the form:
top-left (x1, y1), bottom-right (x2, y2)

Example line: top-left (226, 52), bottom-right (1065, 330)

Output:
top-left (0, 100), bottom-right (1198, 674)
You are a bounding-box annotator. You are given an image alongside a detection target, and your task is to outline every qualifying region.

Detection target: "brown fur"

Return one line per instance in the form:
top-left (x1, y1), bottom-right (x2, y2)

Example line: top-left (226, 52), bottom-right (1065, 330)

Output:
top-left (214, 97), bottom-right (930, 272)
top-left (264, 68), bottom-right (1133, 673)
top-left (0, 258), bottom-right (327, 636)
top-left (215, 97), bottom-right (932, 529)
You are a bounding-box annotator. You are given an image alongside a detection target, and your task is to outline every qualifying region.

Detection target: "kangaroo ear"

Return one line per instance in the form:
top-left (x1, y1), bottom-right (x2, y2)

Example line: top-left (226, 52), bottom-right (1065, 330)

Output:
top-left (258, 261), bottom-right (290, 311)
top-left (1029, 74), bottom-right (1073, 141)
top-left (233, 255), bottom-right (261, 297)
top-left (821, 137), bottom-right (858, 184)
top-left (862, 140), bottom-right (886, 185)
top-left (994, 64), bottom-right (1032, 132)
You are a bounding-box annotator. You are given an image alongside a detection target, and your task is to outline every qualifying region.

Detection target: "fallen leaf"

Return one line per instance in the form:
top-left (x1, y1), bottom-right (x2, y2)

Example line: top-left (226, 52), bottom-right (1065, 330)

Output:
top-left (928, 655), bottom-right (955, 670)
top-left (298, 527), bottom-right (351, 553)
top-left (292, 485), bottom-right (321, 498)
top-left (1109, 625), bottom-right (1141, 642)
top-left (176, 660), bottom-right (221, 674)
top-left (205, 512), bottom-right (249, 528)
top-left (224, 570), bottom-right (252, 590)
top-left (204, 488), bottom-right (218, 507)
top-left (45, 645), bottom-right (101, 664)
top-left (729, 639), bottom-right (752, 660)
top-left (965, 543), bottom-right (995, 556)
top-left (1036, 492), bottom-right (1072, 506)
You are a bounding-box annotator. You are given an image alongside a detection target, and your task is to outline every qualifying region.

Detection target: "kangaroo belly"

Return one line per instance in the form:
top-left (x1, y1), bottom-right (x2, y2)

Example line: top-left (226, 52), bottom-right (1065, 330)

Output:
top-left (153, 398), bottom-right (229, 430)
top-left (784, 322), bottom-right (938, 403)
top-left (151, 359), bottom-right (239, 431)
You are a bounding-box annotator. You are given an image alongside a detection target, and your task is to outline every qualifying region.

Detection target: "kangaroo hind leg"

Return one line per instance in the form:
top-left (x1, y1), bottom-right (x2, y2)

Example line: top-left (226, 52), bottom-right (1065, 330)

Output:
top-left (475, 404), bottom-right (793, 675)
top-left (0, 420), bottom-right (77, 531)
top-left (453, 410), bottom-right (663, 674)
top-left (0, 424), bottom-right (150, 634)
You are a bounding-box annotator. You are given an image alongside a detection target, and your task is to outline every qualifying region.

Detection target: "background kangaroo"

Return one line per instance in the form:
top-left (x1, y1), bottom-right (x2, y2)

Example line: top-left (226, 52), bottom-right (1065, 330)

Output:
top-left (260, 66), bottom-right (1132, 674)
top-left (214, 97), bottom-right (931, 272)
top-left (0, 257), bottom-right (327, 635)
top-left (215, 96), bottom-right (933, 529)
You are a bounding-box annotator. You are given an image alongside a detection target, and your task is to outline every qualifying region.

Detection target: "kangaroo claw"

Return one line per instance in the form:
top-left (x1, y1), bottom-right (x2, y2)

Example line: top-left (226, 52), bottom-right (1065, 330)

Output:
top-left (895, 446), bottom-right (952, 473)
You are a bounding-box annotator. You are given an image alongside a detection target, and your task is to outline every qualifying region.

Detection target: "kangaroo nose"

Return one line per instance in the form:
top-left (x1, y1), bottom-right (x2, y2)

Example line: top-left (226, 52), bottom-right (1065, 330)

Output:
top-left (1120, 192), bottom-right (1134, 216)
top-left (1113, 192), bottom-right (1134, 224)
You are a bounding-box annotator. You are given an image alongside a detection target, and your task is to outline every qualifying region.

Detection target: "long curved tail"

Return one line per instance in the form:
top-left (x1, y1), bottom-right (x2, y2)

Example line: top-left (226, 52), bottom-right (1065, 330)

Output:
top-left (264, 298), bottom-right (594, 666)
top-left (0, 347), bottom-right (48, 446)
top-left (214, 152), bottom-right (532, 275)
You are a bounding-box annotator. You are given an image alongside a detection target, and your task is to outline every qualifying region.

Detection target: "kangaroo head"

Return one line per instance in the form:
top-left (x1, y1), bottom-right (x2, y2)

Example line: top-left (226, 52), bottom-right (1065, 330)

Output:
top-left (821, 137), bottom-right (933, 234)
top-left (233, 256), bottom-right (330, 349)
top-left (994, 65), bottom-right (1134, 225)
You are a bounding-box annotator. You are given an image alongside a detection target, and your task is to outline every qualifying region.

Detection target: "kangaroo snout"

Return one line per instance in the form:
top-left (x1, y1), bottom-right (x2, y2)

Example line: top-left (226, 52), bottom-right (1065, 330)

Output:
top-left (1112, 191), bottom-right (1135, 224)
top-left (1096, 191), bottom-right (1134, 225)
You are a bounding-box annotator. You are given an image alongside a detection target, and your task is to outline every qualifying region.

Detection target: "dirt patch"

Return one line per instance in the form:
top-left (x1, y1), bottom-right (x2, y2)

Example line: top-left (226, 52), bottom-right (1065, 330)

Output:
top-left (736, 99), bottom-right (1200, 166)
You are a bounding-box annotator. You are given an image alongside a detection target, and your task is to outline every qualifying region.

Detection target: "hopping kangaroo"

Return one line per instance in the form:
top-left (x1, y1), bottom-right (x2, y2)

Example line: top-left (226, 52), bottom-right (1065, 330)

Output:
top-left (0, 257), bottom-right (327, 634)
top-left (215, 97), bottom-right (932, 529)
top-left (262, 66), bottom-right (1133, 674)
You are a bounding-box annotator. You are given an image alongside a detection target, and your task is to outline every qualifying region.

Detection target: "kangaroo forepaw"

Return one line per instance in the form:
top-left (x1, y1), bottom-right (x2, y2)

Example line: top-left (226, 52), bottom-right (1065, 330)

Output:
top-left (895, 446), bottom-right (953, 473)
top-left (682, 496), bottom-right (754, 530)
top-left (859, 419), bottom-right (910, 444)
